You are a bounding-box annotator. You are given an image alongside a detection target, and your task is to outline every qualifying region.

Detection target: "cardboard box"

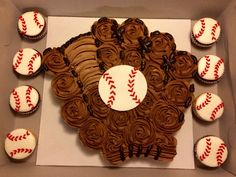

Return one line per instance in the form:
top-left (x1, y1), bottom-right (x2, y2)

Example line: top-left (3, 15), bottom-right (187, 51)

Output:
top-left (0, 0), bottom-right (235, 176)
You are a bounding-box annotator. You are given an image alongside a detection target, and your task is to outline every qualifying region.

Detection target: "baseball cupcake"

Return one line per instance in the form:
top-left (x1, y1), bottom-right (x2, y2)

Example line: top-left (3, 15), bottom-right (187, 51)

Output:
top-left (191, 18), bottom-right (221, 47)
top-left (196, 55), bottom-right (224, 84)
top-left (194, 136), bottom-right (228, 167)
top-left (18, 10), bottom-right (47, 40)
top-left (5, 128), bottom-right (37, 160)
top-left (9, 85), bottom-right (40, 115)
top-left (192, 92), bottom-right (224, 122)
top-left (12, 48), bottom-right (42, 77)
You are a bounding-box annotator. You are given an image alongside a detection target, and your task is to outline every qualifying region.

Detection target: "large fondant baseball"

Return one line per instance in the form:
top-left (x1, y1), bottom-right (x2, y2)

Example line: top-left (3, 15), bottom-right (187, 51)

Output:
top-left (98, 65), bottom-right (147, 111)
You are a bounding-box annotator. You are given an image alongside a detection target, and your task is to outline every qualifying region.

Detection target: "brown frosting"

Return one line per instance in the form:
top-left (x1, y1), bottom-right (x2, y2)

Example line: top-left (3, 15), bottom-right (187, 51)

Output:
top-left (79, 117), bottom-right (108, 150)
top-left (51, 72), bottom-right (81, 100)
top-left (118, 18), bottom-right (148, 49)
top-left (121, 49), bottom-right (142, 69)
top-left (61, 96), bottom-right (89, 128)
top-left (42, 48), bottom-right (69, 75)
top-left (96, 42), bottom-right (122, 70)
top-left (91, 17), bottom-right (119, 43)
top-left (150, 99), bottom-right (184, 134)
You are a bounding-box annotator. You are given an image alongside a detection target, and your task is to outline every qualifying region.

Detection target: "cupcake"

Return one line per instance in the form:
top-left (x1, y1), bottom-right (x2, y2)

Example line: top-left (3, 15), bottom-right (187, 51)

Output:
top-left (5, 128), bottom-right (37, 160)
top-left (192, 92), bottom-right (224, 122)
top-left (18, 10), bottom-right (47, 40)
top-left (12, 48), bottom-right (42, 77)
top-left (194, 135), bottom-right (228, 167)
top-left (9, 85), bottom-right (40, 115)
top-left (197, 55), bottom-right (224, 84)
top-left (191, 17), bottom-right (221, 47)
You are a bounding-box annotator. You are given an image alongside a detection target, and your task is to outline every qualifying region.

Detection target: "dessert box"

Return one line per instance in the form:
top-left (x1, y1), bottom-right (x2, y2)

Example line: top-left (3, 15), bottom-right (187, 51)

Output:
top-left (0, 0), bottom-right (236, 176)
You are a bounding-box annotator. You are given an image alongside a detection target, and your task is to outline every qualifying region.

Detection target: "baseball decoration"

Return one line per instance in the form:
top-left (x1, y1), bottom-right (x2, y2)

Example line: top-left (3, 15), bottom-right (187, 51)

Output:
top-left (193, 92), bottom-right (224, 122)
top-left (98, 65), bottom-right (147, 111)
top-left (197, 55), bottom-right (224, 83)
top-left (195, 136), bottom-right (228, 167)
top-left (9, 85), bottom-right (40, 114)
top-left (12, 48), bottom-right (42, 77)
top-left (5, 128), bottom-right (37, 160)
top-left (192, 17), bottom-right (221, 47)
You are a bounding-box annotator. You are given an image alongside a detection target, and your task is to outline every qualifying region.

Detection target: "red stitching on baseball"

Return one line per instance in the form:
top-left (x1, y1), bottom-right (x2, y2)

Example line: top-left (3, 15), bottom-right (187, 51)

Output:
top-left (200, 55), bottom-right (210, 77)
top-left (199, 138), bottom-right (211, 161)
top-left (12, 89), bottom-right (21, 112)
top-left (195, 19), bottom-right (205, 39)
top-left (28, 52), bottom-right (41, 74)
top-left (13, 49), bottom-right (24, 70)
top-left (33, 11), bottom-right (44, 29)
top-left (103, 73), bottom-right (116, 107)
top-left (210, 102), bottom-right (224, 121)
top-left (10, 148), bottom-right (33, 157)
top-left (214, 58), bottom-right (224, 79)
top-left (7, 130), bottom-right (30, 142)
top-left (19, 16), bottom-right (27, 34)
top-left (128, 67), bottom-right (141, 104)
top-left (25, 86), bottom-right (35, 109)
top-left (211, 22), bottom-right (220, 41)
top-left (216, 143), bottom-right (226, 166)
top-left (196, 92), bottom-right (212, 110)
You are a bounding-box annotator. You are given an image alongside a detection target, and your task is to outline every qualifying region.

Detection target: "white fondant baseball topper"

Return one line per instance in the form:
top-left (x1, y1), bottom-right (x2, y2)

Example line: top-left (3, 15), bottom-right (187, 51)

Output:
top-left (193, 18), bottom-right (221, 45)
top-left (194, 92), bottom-right (224, 121)
top-left (9, 85), bottom-right (40, 113)
top-left (12, 48), bottom-right (42, 76)
top-left (18, 11), bottom-right (45, 36)
top-left (98, 65), bottom-right (147, 111)
top-left (198, 55), bottom-right (224, 81)
top-left (195, 136), bottom-right (228, 167)
top-left (5, 128), bottom-right (37, 160)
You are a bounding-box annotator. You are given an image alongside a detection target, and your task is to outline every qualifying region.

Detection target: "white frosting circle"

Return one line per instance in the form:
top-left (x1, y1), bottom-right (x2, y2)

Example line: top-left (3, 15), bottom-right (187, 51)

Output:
top-left (9, 85), bottom-right (40, 113)
top-left (193, 18), bottom-right (221, 45)
top-left (5, 128), bottom-right (37, 160)
top-left (18, 11), bottom-right (45, 36)
top-left (98, 65), bottom-right (147, 111)
top-left (195, 136), bottom-right (228, 167)
top-left (197, 55), bottom-right (224, 81)
top-left (12, 48), bottom-right (42, 76)
top-left (194, 92), bottom-right (224, 121)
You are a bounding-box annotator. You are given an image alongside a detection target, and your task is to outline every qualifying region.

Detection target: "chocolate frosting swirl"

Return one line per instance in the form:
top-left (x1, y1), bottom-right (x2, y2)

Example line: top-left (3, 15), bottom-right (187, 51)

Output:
top-left (150, 99), bottom-right (184, 133)
top-left (79, 117), bottom-right (107, 150)
top-left (121, 49), bottom-right (142, 68)
top-left (96, 42), bottom-right (122, 70)
top-left (169, 51), bottom-right (198, 80)
top-left (42, 48), bottom-right (69, 75)
top-left (61, 96), bottom-right (89, 128)
top-left (51, 72), bottom-right (81, 100)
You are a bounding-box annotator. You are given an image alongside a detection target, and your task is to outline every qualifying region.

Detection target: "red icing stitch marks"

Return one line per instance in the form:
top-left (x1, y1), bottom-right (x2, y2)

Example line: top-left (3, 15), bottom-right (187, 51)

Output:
top-left (211, 22), bottom-right (220, 41)
top-left (13, 49), bottom-right (24, 70)
top-left (33, 11), bottom-right (44, 29)
top-left (214, 58), bottom-right (224, 80)
top-left (25, 86), bottom-right (35, 109)
top-left (196, 92), bottom-right (212, 110)
top-left (28, 52), bottom-right (41, 74)
top-left (12, 89), bottom-right (21, 112)
top-left (210, 102), bottom-right (224, 121)
top-left (199, 138), bottom-right (212, 161)
top-left (216, 143), bottom-right (227, 166)
top-left (200, 55), bottom-right (210, 77)
top-left (19, 16), bottom-right (27, 34)
top-left (128, 67), bottom-right (141, 104)
top-left (10, 148), bottom-right (33, 157)
top-left (195, 19), bottom-right (205, 39)
top-left (103, 73), bottom-right (116, 107)
top-left (7, 130), bottom-right (30, 142)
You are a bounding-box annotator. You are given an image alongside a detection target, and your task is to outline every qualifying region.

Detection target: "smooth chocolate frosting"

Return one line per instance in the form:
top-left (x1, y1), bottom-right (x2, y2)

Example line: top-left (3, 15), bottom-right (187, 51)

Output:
top-left (51, 72), bottom-right (81, 100)
top-left (61, 96), bottom-right (89, 128)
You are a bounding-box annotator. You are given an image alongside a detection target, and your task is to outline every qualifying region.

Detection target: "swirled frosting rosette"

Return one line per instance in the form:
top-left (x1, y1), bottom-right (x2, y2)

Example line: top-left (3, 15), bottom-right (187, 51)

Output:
top-left (61, 96), bottom-right (89, 128)
top-left (121, 49), bottom-right (142, 69)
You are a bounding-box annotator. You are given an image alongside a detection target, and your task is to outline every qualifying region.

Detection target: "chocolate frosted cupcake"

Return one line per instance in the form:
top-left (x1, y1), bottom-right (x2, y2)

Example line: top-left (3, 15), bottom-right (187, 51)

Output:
top-left (121, 49), bottom-right (143, 69)
top-left (118, 18), bottom-right (148, 49)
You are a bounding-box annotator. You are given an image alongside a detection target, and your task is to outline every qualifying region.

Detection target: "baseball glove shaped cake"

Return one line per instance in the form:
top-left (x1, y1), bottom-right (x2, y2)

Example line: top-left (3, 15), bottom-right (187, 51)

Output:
top-left (42, 17), bottom-right (197, 165)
